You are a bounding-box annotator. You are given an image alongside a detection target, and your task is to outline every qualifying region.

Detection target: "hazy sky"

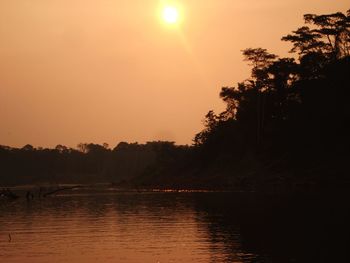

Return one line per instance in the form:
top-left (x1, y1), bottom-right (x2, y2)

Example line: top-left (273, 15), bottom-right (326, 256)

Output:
top-left (1, 0), bottom-right (349, 148)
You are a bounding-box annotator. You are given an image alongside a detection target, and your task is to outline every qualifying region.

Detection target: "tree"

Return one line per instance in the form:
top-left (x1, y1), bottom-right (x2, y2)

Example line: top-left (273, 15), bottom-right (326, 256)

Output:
top-left (282, 10), bottom-right (350, 59)
top-left (194, 9), bottom-right (350, 186)
top-left (22, 144), bottom-right (35, 151)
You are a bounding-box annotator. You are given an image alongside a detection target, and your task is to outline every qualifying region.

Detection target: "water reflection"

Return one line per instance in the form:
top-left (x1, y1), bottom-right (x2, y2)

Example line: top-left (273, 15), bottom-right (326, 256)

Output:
top-left (0, 191), bottom-right (349, 262)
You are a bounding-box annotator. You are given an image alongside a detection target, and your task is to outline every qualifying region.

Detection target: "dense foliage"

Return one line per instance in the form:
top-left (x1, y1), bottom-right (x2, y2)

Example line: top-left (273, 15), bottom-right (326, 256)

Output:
top-left (192, 10), bottom-right (350, 190)
top-left (0, 142), bottom-right (190, 186)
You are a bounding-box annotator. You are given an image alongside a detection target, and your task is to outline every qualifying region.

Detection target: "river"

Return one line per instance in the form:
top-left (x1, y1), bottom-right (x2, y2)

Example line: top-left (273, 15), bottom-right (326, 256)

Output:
top-left (0, 190), bottom-right (349, 262)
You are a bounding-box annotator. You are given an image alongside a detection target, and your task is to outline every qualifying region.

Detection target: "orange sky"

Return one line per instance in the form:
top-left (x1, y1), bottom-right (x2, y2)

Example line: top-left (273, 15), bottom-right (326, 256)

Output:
top-left (1, 0), bottom-right (349, 148)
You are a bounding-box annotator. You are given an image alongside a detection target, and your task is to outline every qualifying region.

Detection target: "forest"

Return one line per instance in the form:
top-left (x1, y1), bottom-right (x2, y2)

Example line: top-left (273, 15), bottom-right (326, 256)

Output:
top-left (1, 10), bottom-right (350, 191)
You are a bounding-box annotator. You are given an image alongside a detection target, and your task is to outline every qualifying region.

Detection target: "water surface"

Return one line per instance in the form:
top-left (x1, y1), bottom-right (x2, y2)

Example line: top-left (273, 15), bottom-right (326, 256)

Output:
top-left (1, 191), bottom-right (349, 262)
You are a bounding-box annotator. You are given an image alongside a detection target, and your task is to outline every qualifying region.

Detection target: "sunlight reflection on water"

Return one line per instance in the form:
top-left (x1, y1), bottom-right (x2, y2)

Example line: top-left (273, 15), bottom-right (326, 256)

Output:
top-left (0, 192), bottom-right (259, 263)
top-left (2, 190), bottom-right (348, 263)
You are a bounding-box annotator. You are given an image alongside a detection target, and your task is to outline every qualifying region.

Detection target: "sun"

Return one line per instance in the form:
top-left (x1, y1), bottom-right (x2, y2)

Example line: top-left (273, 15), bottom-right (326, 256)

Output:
top-left (162, 6), bottom-right (179, 24)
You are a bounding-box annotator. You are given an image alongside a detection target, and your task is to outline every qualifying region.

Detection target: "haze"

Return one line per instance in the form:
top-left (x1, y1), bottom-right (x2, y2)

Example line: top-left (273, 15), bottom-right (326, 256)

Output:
top-left (1, 0), bottom-right (348, 148)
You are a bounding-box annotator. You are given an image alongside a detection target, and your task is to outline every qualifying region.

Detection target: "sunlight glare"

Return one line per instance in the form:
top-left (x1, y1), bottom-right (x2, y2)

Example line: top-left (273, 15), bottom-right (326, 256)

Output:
top-left (163, 6), bottom-right (179, 24)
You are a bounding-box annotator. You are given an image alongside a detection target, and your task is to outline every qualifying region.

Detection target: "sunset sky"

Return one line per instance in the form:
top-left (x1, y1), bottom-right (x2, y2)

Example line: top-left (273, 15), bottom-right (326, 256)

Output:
top-left (1, 0), bottom-right (349, 148)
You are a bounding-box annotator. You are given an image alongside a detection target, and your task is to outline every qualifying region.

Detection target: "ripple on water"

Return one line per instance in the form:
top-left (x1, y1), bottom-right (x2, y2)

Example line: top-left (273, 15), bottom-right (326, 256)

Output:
top-left (0, 192), bottom-right (252, 263)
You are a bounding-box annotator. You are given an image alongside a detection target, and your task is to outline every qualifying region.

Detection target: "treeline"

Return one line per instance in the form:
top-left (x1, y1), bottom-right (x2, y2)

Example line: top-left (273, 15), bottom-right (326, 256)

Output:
top-left (0, 142), bottom-right (190, 186)
top-left (1, 10), bottom-right (350, 190)
top-left (191, 9), bottom-right (350, 190)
